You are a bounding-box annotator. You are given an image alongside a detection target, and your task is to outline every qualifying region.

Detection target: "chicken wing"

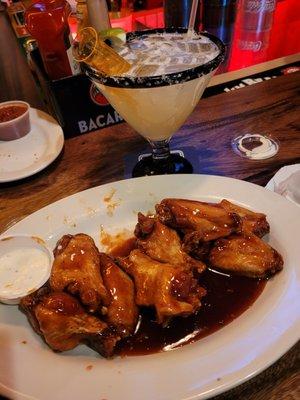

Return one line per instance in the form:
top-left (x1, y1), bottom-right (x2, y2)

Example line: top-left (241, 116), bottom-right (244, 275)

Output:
top-left (19, 288), bottom-right (119, 357)
top-left (220, 199), bottom-right (270, 237)
top-left (156, 198), bottom-right (241, 261)
top-left (50, 234), bottom-right (109, 313)
top-left (119, 249), bottom-right (206, 325)
top-left (209, 233), bottom-right (283, 278)
top-left (156, 198), bottom-right (240, 241)
top-left (135, 213), bottom-right (206, 274)
top-left (100, 253), bottom-right (139, 337)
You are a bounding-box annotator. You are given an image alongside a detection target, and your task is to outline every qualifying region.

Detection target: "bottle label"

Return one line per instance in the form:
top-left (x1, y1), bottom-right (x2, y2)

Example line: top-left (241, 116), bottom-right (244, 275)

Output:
top-left (67, 41), bottom-right (81, 75)
top-left (64, 29), bottom-right (81, 76)
top-left (238, 39), bottom-right (262, 51)
top-left (245, 0), bottom-right (276, 13)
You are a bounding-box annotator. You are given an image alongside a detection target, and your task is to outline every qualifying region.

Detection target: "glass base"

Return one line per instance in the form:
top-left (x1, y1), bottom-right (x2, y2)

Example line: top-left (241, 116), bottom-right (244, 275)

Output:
top-left (132, 153), bottom-right (193, 177)
top-left (231, 134), bottom-right (279, 160)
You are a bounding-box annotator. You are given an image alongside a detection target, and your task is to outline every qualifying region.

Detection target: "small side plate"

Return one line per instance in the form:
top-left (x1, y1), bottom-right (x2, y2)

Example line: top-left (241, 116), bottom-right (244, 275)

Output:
top-left (0, 108), bottom-right (64, 183)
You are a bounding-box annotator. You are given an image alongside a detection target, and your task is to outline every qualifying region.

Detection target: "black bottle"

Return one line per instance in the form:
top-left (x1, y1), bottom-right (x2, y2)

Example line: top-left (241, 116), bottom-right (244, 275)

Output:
top-left (134, 0), bottom-right (146, 10)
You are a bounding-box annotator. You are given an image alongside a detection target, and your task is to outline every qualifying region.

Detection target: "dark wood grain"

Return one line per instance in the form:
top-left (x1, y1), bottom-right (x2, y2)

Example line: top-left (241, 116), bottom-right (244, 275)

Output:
top-left (1, 72), bottom-right (300, 232)
top-left (0, 19), bottom-right (299, 398)
top-left (171, 70), bottom-right (300, 186)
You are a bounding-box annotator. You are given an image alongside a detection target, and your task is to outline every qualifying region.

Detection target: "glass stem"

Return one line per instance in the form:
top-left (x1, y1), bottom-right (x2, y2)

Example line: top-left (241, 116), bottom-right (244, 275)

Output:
top-left (149, 139), bottom-right (171, 161)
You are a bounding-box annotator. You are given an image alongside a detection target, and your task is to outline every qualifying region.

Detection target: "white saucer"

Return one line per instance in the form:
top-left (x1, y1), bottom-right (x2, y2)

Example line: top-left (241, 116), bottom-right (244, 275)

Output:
top-left (0, 108), bottom-right (64, 183)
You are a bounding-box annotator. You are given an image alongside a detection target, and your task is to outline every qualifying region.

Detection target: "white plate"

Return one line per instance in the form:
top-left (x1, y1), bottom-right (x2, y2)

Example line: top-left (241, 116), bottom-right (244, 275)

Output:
top-left (0, 175), bottom-right (299, 400)
top-left (0, 108), bottom-right (64, 183)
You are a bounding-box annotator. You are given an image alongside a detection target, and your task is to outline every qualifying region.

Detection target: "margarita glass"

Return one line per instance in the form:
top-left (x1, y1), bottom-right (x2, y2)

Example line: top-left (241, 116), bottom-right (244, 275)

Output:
top-left (83, 28), bottom-right (225, 177)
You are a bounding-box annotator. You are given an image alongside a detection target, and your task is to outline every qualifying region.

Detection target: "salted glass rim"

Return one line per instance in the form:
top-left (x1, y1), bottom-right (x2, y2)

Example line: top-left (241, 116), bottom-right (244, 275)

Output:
top-left (82, 28), bottom-right (226, 89)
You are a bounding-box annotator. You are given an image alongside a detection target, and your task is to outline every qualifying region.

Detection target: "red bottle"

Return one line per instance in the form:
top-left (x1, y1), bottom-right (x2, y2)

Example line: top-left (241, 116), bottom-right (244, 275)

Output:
top-left (25, 0), bottom-right (78, 80)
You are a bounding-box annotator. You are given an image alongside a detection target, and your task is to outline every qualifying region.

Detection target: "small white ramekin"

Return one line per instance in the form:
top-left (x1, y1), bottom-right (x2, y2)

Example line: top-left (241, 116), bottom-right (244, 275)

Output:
top-left (0, 235), bottom-right (53, 305)
top-left (0, 100), bottom-right (31, 141)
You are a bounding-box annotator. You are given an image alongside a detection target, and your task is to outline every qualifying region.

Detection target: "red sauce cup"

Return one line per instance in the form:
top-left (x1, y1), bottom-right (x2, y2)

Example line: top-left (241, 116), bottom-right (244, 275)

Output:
top-left (0, 101), bottom-right (31, 141)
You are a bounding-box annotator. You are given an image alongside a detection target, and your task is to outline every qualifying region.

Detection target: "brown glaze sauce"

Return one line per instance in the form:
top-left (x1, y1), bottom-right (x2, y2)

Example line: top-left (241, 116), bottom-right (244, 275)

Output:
top-left (107, 237), bottom-right (266, 356)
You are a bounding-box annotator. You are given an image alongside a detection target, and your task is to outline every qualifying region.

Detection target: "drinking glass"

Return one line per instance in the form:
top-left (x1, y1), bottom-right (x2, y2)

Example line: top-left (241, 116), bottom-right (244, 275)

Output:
top-left (82, 28), bottom-right (225, 177)
top-left (230, 0), bottom-right (279, 160)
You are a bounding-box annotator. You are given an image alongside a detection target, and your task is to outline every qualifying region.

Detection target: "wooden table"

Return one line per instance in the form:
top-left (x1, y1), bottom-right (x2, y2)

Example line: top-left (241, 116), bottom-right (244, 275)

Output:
top-left (0, 7), bottom-right (300, 400)
top-left (1, 73), bottom-right (299, 400)
top-left (1, 71), bottom-right (300, 230)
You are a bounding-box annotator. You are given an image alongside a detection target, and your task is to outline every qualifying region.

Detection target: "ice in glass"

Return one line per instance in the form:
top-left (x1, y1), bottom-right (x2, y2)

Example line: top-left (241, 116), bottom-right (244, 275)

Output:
top-left (81, 28), bottom-right (225, 176)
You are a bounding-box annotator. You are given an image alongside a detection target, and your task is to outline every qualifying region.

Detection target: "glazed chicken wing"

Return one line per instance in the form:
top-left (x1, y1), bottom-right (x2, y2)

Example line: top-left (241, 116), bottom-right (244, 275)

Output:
top-left (119, 249), bottom-right (206, 325)
top-left (209, 232), bottom-right (283, 278)
top-left (135, 213), bottom-right (206, 274)
top-left (19, 288), bottom-right (119, 357)
top-left (100, 253), bottom-right (139, 337)
top-left (50, 234), bottom-right (109, 313)
top-left (156, 198), bottom-right (241, 261)
top-left (156, 198), bottom-right (240, 241)
top-left (220, 199), bottom-right (270, 237)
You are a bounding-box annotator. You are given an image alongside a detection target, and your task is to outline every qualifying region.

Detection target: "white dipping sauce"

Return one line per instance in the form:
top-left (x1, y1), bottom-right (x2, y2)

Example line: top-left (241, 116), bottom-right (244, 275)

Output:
top-left (238, 134), bottom-right (278, 160)
top-left (236, 134), bottom-right (279, 160)
top-left (0, 247), bottom-right (49, 297)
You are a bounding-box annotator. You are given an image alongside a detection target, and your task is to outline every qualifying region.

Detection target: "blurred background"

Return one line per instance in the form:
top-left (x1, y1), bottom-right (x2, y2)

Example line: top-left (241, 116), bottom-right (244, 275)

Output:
top-left (3, 0), bottom-right (300, 73)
